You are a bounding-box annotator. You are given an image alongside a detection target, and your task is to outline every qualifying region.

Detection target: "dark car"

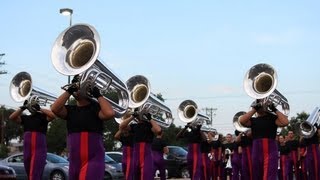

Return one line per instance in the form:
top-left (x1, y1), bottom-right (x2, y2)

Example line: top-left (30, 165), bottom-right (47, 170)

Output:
top-left (165, 146), bottom-right (189, 178)
top-left (0, 164), bottom-right (16, 179)
top-left (104, 153), bottom-right (124, 180)
top-left (1, 152), bottom-right (69, 180)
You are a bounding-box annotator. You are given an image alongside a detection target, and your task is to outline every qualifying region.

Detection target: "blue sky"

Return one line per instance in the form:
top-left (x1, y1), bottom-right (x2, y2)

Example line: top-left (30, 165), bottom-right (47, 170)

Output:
top-left (1, 1), bottom-right (320, 135)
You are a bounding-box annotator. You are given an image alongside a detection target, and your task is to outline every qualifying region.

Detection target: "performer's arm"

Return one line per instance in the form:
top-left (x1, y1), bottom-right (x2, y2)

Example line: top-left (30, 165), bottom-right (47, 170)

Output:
top-left (97, 96), bottom-right (115, 120)
top-left (239, 109), bottom-right (255, 127)
top-left (274, 111), bottom-right (289, 127)
top-left (150, 119), bottom-right (161, 134)
top-left (41, 108), bottom-right (56, 121)
top-left (89, 86), bottom-right (115, 120)
top-left (119, 115), bottom-right (135, 130)
top-left (9, 109), bottom-right (24, 123)
top-left (114, 129), bottom-right (122, 140)
top-left (176, 124), bottom-right (189, 139)
top-left (218, 147), bottom-right (222, 161)
top-left (51, 91), bottom-right (70, 119)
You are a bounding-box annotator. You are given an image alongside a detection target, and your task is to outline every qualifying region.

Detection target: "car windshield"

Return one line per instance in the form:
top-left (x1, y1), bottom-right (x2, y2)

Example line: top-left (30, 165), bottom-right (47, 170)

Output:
top-left (105, 154), bottom-right (116, 163)
top-left (47, 153), bottom-right (68, 163)
top-left (169, 147), bottom-right (187, 157)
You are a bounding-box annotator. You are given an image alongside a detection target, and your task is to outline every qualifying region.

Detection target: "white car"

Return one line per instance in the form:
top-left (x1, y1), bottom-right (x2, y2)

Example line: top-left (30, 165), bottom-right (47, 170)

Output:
top-left (106, 151), bottom-right (168, 179)
top-left (105, 152), bottom-right (122, 164)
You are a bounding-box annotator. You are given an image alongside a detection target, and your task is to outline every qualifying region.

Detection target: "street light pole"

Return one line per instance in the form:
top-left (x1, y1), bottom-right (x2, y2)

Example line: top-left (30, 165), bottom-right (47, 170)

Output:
top-left (59, 8), bottom-right (73, 85)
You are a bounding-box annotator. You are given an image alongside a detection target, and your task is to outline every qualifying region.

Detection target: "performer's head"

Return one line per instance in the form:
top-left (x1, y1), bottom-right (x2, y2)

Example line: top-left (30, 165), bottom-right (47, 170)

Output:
top-left (226, 133), bottom-right (233, 143)
top-left (278, 135), bottom-right (285, 144)
top-left (288, 130), bottom-right (294, 140)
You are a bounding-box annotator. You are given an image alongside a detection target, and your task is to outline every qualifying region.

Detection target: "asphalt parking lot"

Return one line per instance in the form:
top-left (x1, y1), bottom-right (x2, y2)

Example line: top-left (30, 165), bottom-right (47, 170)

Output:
top-left (155, 178), bottom-right (190, 180)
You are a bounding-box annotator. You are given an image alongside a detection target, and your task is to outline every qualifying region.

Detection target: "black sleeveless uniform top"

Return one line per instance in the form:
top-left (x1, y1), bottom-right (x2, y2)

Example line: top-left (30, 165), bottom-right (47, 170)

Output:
top-left (152, 137), bottom-right (167, 152)
top-left (21, 113), bottom-right (48, 134)
top-left (222, 142), bottom-right (236, 152)
top-left (184, 127), bottom-right (202, 144)
top-left (250, 113), bottom-right (278, 139)
top-left (300, 139), bottom-right (307, 148)
top-left (120, 134), bottom-right (134, 147)
top-left (130, 122), bottom-right (154, 143)
top-left (304, 132), bottom-right (319, 145)
top-left (200, 140), bottom-right (211, 153)
top-left (278, 143), bottom-right (290, 155)
top-left (65, 102), bottom-right (103, 134)
top-left (240, 135), bottom-right (253, 148)
top-left (211, 140), bottom-right (222, 150)
top-left (286, 139), bottom-right (300, 151)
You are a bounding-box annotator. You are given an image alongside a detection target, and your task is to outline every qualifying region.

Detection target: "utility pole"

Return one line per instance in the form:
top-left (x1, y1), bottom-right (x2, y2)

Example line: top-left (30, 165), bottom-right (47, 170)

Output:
top-left (0, 53), bottom-right (7, 75)
top-left (202, 107), bottom-right (217, 126)
top-left (0, 106), bottom-right (4, 144)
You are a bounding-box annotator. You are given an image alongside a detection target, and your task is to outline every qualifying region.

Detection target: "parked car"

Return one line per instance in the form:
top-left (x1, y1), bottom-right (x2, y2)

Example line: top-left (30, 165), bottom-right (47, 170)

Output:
top-left (165, 146), bottom-right (189, 178)
top-left (1, 152), bottom-right (69, 180)
top-left (105, 151), bottom-right (122, 164)
top-left (0, 164), bottom-right (16, 179)
top-left (104, 153), bottom-right (124, 180)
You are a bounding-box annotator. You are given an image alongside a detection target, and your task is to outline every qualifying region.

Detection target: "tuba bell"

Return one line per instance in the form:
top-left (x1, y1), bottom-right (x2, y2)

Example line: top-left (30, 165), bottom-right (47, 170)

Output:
top-left (233, 111), bottom-right (251, 132)
top-left (115, 75), bottom-right (173, 128)
top-left (10, 72), bottom-right (57, 113)
top-left (299, 107), bottom-right (320, 138)
top-left (177, 100), bottom-right (212, 130)
top-left (51, 23), bottom-right (136, 118)
top-left (244, 63), bottom-right (290, 115)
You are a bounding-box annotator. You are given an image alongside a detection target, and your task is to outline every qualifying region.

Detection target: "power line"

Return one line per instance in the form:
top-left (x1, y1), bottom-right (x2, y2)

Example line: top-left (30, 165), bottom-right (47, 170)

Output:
top-left (0, 53), bottom-right (7, 75)
top-left (165, 90), bottom-right (320, 101)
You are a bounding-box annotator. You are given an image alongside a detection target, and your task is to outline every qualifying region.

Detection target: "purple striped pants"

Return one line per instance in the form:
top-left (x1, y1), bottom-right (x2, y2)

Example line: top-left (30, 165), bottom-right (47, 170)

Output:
top-left (23, 131), bottom-right (47, 180)
top-left (251, 138), bottom-right (278, 180)
top-left (187, 143), bottom-right (201, 180)
top-left (152, 150), bottom-right (166, 180)
top-left (122, 146), bottom-right (133, 180)
top-left (306, 144), bottom-right (320, 180)
top-left (132, 142), bottom-right (153, 180)
top-left (241, 146), bottom-right (253, 180)
top-left (67, 132), bottom-right (105, 180)
top-left (232, 151), bottom-right (241, 180)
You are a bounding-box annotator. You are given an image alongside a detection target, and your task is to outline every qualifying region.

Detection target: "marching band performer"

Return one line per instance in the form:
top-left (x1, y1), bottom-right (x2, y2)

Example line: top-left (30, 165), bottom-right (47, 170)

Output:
top-left (277, 135), bottom-right (289, 180)
top-left (119, 110), bottom-right (161, 180)
top-left (299, 137), bottom-right (308, 180)
top-left (239, 130), bottom-right (253, 180)
top-left (9, 100), bottom-right (55, 180)
top-left (210, 133), bottom-right (222, 180)
top-left (176, 123), bottom-right (203, 180)
top-left (152, 130), bottom-right (169, 180)
top-left (304, 125), bottom-right (320, 180)
top-left (51, 76), bottom-right (115, 180)
top-left (222, 133), bottom-right (236, 179)
top-left (114, 119), bottom-right (134, 180)
top-left (200, 131), bottom-right (213, 180)
top-left (286, 130), bottom-right (301, 180)
top-left (232, 131), bottom-right (242, 180)
top-left (239, 100), bottom-right (289, 180)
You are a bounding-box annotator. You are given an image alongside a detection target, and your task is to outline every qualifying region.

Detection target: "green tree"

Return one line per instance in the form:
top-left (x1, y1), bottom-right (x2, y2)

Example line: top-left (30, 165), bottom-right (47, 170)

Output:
top-left (45, 98), bottom-right (76, 154)
top-left (0, 107), bottom-right (23, 145)
top-left (163, 123), bottom-right (187, 147)
top-left (282, 111), bottom-right (309, 139)
top-left (0, 144), bottom-right (9, 158)
top-left (46, 118), bottom-right (67, 154)
top-left (103, 118), bottom-right (119, 151)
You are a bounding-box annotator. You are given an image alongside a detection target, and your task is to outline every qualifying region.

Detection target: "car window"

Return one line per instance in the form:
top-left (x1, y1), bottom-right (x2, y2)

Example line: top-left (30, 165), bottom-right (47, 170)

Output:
top-left (108, 154), bottom-right (122, 163)
top-left (169, 147), bottom-right (187, 157)
top-left (46, 153), bottom-right (68, 163)
top-left (105, 154), bottom-right (116, 163)
top-left (8, 155), bottom-right (23, 163)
